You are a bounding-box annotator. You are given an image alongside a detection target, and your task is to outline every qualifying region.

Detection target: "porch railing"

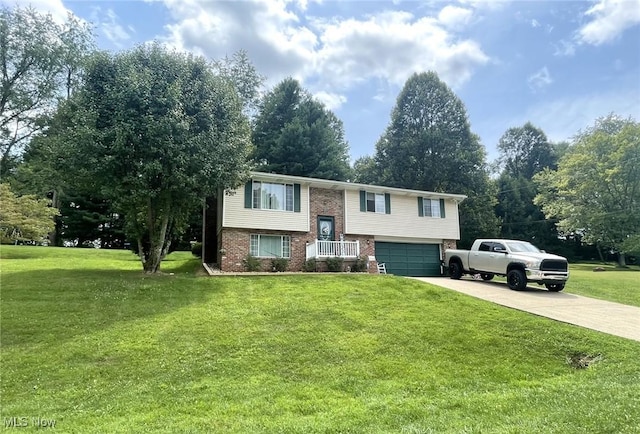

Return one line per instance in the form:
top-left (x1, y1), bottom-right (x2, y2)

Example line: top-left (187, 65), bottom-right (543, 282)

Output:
top-left (306, 240), bottom-right (360, 259)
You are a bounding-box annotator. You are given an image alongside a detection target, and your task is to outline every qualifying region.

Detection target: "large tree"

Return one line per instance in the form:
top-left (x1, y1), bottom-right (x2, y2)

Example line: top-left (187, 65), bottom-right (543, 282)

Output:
top-left (534, 115), bottom-right (640, 265)
top-left (498, 122), bottom-right (556, 179)
top-left (252, 78), bottom-right (352, 181)
top-left (63, 44), bottom-right (252, 273)
top-left (495, 123), bottom-right (560, 250)
top-left (368, 71), bottom-right (499, 246)
top-left (0, 6), bottom-right (93, 177)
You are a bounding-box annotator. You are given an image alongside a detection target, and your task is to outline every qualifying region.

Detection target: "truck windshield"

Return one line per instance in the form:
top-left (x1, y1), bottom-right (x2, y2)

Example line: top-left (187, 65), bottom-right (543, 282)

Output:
top-left (506, 241), bottom-right (541, 253)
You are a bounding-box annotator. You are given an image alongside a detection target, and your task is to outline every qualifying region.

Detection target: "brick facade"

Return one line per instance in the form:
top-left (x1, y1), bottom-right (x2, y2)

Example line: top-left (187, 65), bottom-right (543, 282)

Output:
top-left (217, 187), bottom-right (448, 273)
top-left (218, 187), bottom-right (381, 272)
top-left (443, 239), bottom-right (457, 250)
top-left (219, 228), bottom-right (308, 272)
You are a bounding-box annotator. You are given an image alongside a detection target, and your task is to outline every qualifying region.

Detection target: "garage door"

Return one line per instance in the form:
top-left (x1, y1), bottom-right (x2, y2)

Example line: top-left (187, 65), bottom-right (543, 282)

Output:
top-left (374, 242), bottom-right (442, 276)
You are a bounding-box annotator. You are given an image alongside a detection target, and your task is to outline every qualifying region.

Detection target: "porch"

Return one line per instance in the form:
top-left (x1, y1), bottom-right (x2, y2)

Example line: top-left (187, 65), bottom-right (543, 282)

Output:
top-left (306, 239), bottom-right (360, 259)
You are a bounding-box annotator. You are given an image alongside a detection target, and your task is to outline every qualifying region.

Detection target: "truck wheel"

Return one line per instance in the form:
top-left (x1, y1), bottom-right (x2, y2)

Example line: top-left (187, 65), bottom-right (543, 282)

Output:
top-left (545, 283), bottom-right (565, 292)
top-left (449, 262), bottom-right (462, 280)
top-left (480, 273), bottom-right (494, 281)
top-left (507, 269), bottom-right (527, 290)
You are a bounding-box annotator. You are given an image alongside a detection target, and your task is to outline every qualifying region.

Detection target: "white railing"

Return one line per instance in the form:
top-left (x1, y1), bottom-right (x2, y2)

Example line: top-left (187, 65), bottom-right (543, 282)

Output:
top-left (306, 240), bottom-right (360, 259)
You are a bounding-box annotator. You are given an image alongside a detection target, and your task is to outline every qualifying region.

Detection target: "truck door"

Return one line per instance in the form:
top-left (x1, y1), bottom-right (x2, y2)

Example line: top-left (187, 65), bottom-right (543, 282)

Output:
top-left (470, 241), bottom-right (493, 271)
top-left (491, 242), bottom-right (510, 274)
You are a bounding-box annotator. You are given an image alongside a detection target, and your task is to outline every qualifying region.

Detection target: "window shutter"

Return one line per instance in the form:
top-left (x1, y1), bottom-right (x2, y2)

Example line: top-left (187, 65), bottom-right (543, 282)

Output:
top-left (418, 197), bottom-right (424, 217)
top-left (244, 180), bottom-right (253, 209)
top-left (359, 190), bottom-right (366, 212)
top-left (385, 193), bottom-right (391, 214)
top-left (294, 184), bottom-right (301, 212)
top-left (440, 199), bottom-right (446, 218)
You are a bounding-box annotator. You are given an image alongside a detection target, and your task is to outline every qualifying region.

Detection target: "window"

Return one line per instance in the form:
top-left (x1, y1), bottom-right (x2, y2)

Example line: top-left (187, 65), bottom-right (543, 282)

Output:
top-left (367, 192), bottom-right (386, 213)
top-left (250, 234), bottom-right (291, 258)
top-left (360, 191), bottom-right (390, 214)
top-left (423, 199), bottom-right (441, 217)
top-left (251, 181), bottom-right (294, 211)
top-left (418, 197), bottom-right (446, 218)
top-left (479, 242), bottom-right (492, 252)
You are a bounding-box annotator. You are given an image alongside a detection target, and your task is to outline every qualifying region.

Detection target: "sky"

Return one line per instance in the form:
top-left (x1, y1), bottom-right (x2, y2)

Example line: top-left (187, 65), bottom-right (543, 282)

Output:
top-left (8, 0), bottom-right (640, 163)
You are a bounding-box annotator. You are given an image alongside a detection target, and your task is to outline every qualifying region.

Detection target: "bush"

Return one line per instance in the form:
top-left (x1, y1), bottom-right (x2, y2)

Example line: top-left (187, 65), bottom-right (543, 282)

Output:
top-left (191, 242), bottom-right (202, 258)
top-left (243, 254), bottom-right (261, 272)
top-left (302, 258), bottom-right (317, 272)
top-left (351, 255), bottom-right (368, 272)
top-left (326, 256), bottom-right (344, 272)
top-left (271, 257), bottom-right (289, 272)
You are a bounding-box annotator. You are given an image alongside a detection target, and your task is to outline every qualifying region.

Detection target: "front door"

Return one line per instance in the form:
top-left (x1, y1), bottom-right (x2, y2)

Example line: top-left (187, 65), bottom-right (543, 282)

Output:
top-left (317, 216), bottom-right (335, 241)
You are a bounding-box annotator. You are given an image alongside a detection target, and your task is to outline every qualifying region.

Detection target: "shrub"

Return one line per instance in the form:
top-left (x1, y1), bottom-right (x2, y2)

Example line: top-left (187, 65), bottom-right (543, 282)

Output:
top-left (243, 254), bottom-right (262, 272)
top-left (326, 256), bottom-right (344, 272)
top-left (302, 258), bottom-right (317, 272)
top-left (351, 255), bottom-right (368, 272)
top-left (191, 242), bottom-right (202, 258)
top-left (271, 258), bottom-right (289, 272)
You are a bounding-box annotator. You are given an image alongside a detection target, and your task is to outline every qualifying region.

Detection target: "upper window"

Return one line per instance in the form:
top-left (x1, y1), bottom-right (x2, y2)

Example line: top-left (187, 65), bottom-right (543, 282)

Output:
top-left (360, 191), bottom-right (390, 214)
top-left (422, 199), bottom-right (441, 218)
top-left (367, 192), bottom-right (386, 213)
top-left (252, 181), bottom-right (294, 211)
top-left (418, 197), bottom-right (446, 218)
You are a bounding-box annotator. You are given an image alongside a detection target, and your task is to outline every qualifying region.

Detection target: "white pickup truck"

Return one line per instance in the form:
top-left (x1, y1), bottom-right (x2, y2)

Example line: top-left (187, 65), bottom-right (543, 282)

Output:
top-left (444, 239), bottom-right (569, 291)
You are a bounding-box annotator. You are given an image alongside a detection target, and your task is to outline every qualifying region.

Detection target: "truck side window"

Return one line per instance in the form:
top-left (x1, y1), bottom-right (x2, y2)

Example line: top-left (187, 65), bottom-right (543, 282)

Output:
top-left (479, 242), bottom-right (491, 252)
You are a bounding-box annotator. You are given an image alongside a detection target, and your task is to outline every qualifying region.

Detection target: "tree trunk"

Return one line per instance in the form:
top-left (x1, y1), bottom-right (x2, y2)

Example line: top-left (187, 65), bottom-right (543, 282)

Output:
top-left (140, 206), bottom-right (171, 274)
top-left (49, 189), bottom-right (61, 246)
top-left (596, 243), bottom-right (605, 263)
top-left (142, 242), bottom-right (164, 273)
top-left (617, 252), bottom-right (627, 267)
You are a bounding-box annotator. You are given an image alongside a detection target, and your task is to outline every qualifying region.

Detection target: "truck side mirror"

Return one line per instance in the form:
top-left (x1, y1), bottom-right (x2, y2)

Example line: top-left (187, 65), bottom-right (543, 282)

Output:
top-left (493, 246), bottom-right (507, 253)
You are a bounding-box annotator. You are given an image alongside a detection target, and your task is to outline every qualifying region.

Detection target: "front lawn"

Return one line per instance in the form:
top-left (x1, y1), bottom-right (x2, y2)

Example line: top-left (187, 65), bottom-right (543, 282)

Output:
top-left (1, 246), bottom-right (639, 432)
top-left (565, 263), bottom-right (640, 307)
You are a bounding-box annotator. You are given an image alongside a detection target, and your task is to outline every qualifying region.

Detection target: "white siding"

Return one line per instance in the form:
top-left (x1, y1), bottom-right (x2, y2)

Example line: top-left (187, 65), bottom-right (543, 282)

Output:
top-left (222, 185), bottom-right (309, 232)
top-left (344, 190), bottom-right (461, 240)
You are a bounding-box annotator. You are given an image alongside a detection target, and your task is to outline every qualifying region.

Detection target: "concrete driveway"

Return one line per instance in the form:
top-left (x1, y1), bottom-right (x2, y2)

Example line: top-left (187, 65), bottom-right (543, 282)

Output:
top-left (411, 276), bottom-right (640, 342)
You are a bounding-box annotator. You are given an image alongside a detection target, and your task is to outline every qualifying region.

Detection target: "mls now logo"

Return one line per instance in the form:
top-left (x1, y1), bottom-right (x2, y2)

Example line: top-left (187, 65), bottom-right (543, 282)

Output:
top-left (4, 416), bottom-right (56, 428)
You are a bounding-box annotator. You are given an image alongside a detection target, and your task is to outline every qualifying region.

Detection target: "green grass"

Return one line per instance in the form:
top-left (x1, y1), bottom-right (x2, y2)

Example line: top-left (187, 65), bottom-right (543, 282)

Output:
top-left (564, 263), bottom-right (640, 307)
top-left (1, 246), bottom-right (640, 433)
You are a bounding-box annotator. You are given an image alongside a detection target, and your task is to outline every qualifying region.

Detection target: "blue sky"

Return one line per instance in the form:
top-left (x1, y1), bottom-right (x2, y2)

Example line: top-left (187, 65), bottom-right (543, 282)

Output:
top-left (10, 0), bottom-right (640, 163)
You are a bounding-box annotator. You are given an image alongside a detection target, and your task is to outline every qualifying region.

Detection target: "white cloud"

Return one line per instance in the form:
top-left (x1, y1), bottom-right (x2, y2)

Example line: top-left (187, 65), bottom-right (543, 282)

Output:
top-left (157, 0), bottom-right (489, 99)
top-left (553, 39), bottom-right (576, 57)
top-left (161, 0), bottom-right (317, 82)
top-left (528, 66), bottom-right (553, 90)
top-left (577, 0), bottom-right (640, 45)
top-left (98, 8), bottom-right (132, 47)
top-left (310, 11), bottom-right (488, 90)
top-left (10, 0), bottom-right (69, 23)
top-left (438, 5), bottom-right (474, 30)
top-left (531, 18), bottom-right (540, 28)
top-left (313, 91), bottom-right (346, 110)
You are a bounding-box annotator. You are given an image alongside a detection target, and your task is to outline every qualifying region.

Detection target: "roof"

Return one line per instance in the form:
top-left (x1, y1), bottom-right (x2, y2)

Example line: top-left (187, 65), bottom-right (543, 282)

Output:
top-left (250, 171), bottom-right (467, 202)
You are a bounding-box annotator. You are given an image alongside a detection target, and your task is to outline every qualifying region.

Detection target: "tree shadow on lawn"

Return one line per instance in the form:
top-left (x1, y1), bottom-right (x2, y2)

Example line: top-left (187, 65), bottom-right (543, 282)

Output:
top-left (0, 268), bottom-right (218, 349)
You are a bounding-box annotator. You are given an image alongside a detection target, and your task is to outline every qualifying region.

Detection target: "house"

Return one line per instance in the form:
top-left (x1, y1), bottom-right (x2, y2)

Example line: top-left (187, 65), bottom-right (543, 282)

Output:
top-left (202, 172), bottom-right (466, 276)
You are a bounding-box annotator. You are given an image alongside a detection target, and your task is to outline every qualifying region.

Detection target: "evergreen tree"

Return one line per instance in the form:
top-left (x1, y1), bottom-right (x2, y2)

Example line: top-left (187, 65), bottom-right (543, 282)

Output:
top-left (371, 72), bottom-right (499, 246)
top-left (252, 78), bottom-right (352, 181)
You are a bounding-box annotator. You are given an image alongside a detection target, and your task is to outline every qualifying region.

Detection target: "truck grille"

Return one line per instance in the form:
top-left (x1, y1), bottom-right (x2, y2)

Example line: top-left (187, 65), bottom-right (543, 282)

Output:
top-left (541, 260), bottom-right (568, 272)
